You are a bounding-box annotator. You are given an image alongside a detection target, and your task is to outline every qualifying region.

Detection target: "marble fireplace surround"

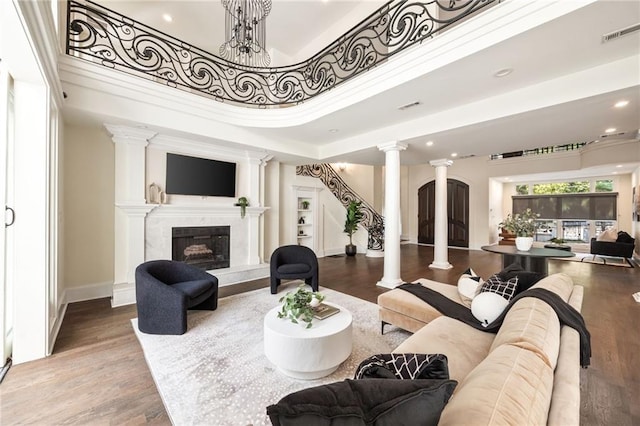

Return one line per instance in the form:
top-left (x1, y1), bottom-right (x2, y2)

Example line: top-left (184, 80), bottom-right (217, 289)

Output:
top-left (107, 124), bottom-right (271, 307)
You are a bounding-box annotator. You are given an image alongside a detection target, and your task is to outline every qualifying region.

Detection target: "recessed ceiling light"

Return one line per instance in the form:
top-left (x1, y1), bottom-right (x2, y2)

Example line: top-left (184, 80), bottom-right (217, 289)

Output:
top-left (605, 127), bottom-right (617, 133)
top-left (328, 128), bottom-right (339, 133)
top-left (616, 164), bottom-right (623, 168)
top-left (162, 13), bottom-right (173, 22)
top-left (494, 68), bottom-right (513, 78)
top-left (614, 100), bottom-right (629, 108)
top-left (425, 141), bottom-right (434, 147)
top-left (451, 152), bottom-right (458, 157)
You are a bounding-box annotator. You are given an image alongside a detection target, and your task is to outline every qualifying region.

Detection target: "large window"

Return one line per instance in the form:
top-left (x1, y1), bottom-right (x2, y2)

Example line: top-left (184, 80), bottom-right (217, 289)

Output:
top-left (513, 193), bottom-right (617, 220)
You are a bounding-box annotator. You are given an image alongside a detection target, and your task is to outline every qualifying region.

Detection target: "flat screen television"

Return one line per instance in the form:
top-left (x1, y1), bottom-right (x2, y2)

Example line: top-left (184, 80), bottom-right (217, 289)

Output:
top-left (165, 153), bottom-right (236, 197)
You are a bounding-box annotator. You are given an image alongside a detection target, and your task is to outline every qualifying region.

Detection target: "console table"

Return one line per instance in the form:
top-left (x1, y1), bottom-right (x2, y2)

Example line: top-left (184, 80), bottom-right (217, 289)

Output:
top-left (481, 245), bottom-right (575, 274)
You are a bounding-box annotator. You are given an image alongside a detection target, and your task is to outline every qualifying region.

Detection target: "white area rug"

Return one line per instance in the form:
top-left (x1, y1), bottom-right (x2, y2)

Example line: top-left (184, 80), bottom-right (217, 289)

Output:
top-left (554, 252), bottom-right (633, 268)
top-left (132, 285), bottom-right (411, 426)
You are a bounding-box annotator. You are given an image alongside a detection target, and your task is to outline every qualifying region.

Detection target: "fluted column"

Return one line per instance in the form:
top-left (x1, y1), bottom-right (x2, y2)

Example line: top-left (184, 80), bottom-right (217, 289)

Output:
top-left (429, 159), bottom-right (453, 270)
top-left (105, 124), bottom-right (157, 306)
top-left (376, 141), bottom-right (407, 289)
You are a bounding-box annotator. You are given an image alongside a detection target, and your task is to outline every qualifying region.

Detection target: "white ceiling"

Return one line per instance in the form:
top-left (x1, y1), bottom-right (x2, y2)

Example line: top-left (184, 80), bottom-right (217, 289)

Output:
top-left (76, 0), bottom-right (640, 177)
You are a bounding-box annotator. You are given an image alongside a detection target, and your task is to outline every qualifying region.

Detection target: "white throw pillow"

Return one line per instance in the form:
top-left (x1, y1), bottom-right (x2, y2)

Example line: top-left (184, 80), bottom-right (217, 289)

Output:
top-left (457, 268), bottom-right (483, 308)
top-left (597, 228), bottom-right (618, 242)
top-left (471, 292), bottom-right (509, 327)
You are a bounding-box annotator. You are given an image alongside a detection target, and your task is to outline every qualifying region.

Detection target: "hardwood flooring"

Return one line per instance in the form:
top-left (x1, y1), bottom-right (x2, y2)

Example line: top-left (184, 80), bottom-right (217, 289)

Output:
top-left (1, 244), bottom-right (638, 425)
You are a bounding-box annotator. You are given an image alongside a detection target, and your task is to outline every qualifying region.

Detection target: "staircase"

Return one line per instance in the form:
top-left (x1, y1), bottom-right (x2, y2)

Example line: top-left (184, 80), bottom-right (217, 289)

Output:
top-left (296, 164), bottom-right (384, 252)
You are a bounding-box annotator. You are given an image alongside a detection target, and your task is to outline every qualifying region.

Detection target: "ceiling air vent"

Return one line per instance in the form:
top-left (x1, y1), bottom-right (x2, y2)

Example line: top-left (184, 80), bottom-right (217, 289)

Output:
top-left (599, 130), bottom-right (628, 138)
top-left (397, 101), bottom-right (421, 111)
top-left (602, 23), bottom-right (640, 43)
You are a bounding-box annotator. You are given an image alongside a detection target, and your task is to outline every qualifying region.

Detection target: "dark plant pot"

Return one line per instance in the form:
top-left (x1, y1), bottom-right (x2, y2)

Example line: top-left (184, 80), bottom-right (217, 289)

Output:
top-left (345, 244), bottom-right (357, 256)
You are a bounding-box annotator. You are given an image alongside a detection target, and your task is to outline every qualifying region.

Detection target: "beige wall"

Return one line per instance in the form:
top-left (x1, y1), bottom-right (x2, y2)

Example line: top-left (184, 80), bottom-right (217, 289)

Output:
top-left (63, 123), bottom-right (114, 289)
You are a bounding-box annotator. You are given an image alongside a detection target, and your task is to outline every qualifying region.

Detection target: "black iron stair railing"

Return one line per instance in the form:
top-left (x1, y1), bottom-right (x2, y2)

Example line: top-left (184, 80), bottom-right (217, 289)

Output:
top-left (66, 0), bottom-right (496, 108)
top-left (297, 164), bottom-right (384, 251)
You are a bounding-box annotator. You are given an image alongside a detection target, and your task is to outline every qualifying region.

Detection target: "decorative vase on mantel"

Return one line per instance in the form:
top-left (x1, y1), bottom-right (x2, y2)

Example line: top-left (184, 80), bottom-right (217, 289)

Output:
top-left (515, 236), bottom-right (534, 251)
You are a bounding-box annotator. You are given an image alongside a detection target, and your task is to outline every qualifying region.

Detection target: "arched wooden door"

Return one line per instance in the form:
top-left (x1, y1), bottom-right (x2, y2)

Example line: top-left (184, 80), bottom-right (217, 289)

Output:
top-left (418, 179), bottom-right (469, 247)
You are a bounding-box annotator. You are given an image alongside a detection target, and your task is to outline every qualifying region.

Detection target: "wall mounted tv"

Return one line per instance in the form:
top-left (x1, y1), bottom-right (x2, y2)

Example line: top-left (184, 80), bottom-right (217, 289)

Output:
top-left (165, 153), bottom-right (237, 197)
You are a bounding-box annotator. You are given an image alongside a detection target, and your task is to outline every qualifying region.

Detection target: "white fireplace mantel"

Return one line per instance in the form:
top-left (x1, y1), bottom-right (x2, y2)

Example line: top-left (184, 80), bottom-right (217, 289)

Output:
top-left (107, 124), bottom-right (272, 307)
top-left (146, 204), bottom-right (268, 218)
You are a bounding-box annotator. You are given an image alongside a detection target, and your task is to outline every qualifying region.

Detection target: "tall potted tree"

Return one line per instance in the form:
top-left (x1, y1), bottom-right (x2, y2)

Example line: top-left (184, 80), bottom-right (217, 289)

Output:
top-left (344, 200), bottom-right (363, 256)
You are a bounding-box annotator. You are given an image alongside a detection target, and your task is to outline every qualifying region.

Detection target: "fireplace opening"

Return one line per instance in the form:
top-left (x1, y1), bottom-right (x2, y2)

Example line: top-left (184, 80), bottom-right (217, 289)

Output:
top-left (172, 226), bottom-right (230, 270)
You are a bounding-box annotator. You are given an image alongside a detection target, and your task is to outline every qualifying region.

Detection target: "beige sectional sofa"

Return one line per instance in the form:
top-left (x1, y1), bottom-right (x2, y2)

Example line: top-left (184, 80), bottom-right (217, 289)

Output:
top-left (377, 273), bottom-right (584, 425)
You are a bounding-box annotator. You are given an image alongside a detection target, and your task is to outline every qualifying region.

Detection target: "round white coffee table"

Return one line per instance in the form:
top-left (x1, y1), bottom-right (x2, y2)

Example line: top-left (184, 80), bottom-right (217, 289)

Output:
top-left (264, 302), bottom-right (352, 380)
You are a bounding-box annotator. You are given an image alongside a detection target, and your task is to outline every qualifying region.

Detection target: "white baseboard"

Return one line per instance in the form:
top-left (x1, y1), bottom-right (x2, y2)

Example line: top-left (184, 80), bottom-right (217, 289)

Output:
top-left (48, 302), bottom-right (68, 355)
top-left (65, 281), bottom-right (114, 304)
top-left (112, 281), bottom-right (135, 307)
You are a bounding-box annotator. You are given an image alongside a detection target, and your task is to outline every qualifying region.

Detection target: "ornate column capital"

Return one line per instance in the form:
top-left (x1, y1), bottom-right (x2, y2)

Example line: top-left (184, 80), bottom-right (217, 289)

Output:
top-left (377, 141), bottom-right (408, 153)
top-left (104, 124), bottom-right (156, 146)
top-left (429, 159), bottom-right (453, 168)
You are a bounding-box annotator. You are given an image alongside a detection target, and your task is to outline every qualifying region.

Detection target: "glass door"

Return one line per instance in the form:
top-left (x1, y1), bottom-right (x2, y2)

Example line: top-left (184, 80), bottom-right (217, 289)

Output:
top-left (0, 62), bottom-right (15, 370)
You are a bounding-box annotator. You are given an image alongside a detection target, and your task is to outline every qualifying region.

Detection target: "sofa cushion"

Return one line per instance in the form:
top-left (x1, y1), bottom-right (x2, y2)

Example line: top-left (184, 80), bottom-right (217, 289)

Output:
top-left (378, 279), bottom-right (462, 328)
top-left (393, 316), bottom-right (495, 383)
top-left (457, 268), bottom-right (483, 308)
top-left (597, 228), bottom-right (618, 242)
top-left (530, 272), bottom-right (574, 302)
top-left (488, 296), bottom-right (562, 369)
top-left (488, 273), bottom-right (574, 369)
top-left (266, 378), bottom-right (457, 426)
top-left (438, 344), bottom-right (554, 426)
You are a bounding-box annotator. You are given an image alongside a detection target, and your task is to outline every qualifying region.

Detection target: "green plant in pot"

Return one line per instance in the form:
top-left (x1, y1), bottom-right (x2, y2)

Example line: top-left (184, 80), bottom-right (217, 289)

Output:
top-left (498, 208), bottom-right (540, 251)
top-left (344, 200), bottom-right (363, 256)
top-left (277, 284), bottom-right (325, 328)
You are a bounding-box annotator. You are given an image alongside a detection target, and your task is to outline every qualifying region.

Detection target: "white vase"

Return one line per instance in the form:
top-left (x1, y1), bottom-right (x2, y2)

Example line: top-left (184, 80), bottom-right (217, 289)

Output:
top-left (515, 236), bottom-right (534, 251)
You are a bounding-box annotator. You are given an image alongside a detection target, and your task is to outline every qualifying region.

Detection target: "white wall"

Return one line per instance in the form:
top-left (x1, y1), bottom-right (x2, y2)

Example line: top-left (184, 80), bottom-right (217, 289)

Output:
top-left (62, 123), bottom-right (115, 292)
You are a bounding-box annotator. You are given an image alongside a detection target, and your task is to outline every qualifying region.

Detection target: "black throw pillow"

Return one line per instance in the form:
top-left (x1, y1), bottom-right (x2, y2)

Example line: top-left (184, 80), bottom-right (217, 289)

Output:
top-left (354, 353), bottom-right (449, 380)
top-left (266, 378), bottom-right (457, 426)
top-left (616, 231), bottom-right (635, 244)
top-left (497, 262), bottom-right (546, 295)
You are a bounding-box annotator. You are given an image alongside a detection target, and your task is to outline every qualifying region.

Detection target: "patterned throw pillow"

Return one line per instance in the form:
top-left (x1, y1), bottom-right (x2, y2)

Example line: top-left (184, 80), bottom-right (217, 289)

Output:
top-left (479, 274), bottom-right (518, 302)
top-left (457, 267), bottom-right (483, 308)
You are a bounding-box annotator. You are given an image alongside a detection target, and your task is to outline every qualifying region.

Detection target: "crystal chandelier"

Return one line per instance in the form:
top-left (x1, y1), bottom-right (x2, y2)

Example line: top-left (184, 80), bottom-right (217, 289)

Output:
top-left (219, 0), bottom-right (272, 67)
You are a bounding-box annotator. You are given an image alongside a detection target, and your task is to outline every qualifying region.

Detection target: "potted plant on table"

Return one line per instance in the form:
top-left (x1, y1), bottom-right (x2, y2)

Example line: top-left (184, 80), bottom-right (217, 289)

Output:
top-left (277, 284), bottom-right (325, 328)
top-left (343, 200), bottom-right (363, 256)
top-left (498, 208), bottom-right (540, 251)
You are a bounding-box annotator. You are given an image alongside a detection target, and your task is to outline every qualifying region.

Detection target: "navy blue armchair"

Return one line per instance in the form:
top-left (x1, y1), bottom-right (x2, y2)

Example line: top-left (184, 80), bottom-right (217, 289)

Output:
top-left (135, 260), bottom-right (219, 335)
top-left (270, 245), bottom-right (319, 294)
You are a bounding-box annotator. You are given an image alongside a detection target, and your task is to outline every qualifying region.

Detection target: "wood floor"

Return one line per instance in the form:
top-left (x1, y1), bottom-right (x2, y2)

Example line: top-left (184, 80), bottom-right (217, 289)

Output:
top-left (1, 244), bottom-right (638, 425)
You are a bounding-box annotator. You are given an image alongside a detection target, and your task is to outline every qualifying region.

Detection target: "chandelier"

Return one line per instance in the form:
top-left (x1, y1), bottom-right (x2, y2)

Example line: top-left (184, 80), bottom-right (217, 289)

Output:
top-left (219, 0), bottom-right (272, 67)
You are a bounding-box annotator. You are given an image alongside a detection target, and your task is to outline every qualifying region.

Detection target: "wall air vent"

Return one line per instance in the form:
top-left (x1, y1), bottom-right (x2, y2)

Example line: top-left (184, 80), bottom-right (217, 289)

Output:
top-left (398, 101), bottom-right (421, 111)
top-left (602, 23), bottom-right (640, 43)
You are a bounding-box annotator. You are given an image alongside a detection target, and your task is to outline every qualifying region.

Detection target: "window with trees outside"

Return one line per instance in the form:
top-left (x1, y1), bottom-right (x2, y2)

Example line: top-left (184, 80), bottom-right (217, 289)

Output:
top-left (511, 178), bottom-right (617, 244)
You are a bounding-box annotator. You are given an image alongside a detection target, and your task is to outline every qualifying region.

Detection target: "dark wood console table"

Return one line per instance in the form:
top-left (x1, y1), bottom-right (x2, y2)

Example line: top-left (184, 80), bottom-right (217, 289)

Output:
top-left (481, 245), bottom-right (575, 275)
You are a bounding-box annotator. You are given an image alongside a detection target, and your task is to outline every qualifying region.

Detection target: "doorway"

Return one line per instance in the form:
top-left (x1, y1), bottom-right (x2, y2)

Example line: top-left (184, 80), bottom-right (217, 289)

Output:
top-left (418, 179), bottom-right (469, 247)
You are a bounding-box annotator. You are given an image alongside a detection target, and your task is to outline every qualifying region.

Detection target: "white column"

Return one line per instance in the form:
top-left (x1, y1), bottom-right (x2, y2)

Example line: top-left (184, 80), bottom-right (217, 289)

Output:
top-left (429, 159), bottom-right (453, 270)
top-left (105, 124), bottom-right (157, 307)
top-left (376, 142), bottom-right (407, 289)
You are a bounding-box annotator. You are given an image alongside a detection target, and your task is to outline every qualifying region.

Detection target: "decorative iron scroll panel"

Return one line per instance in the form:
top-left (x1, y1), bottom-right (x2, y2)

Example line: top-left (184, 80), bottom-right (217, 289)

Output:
top-left (296, 164), bottom-right (385, 251)
top-left (67, 0), bottom-right (495, 107)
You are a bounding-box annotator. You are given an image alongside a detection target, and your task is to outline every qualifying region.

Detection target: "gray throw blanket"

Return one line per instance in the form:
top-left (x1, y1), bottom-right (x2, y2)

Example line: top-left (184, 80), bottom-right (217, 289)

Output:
top-left (397, 284), bottom-right (591, 368)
